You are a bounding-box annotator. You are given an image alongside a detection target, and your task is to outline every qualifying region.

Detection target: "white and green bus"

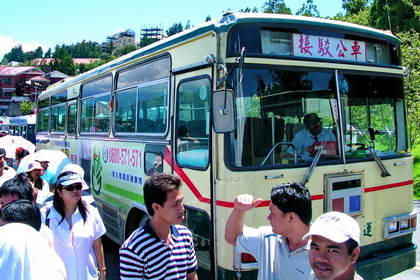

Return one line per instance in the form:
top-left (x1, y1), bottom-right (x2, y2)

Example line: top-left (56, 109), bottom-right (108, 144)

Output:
top-left (36, 13), bottom-right (417, 279)
top-left (9, 114), bottom-right (37, 144)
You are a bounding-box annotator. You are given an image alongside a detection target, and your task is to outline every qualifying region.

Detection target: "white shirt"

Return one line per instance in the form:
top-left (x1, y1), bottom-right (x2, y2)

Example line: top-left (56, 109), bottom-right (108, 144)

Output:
top-left (41, 203), bottom-right (106, 280)
top-left (236, 226), bottom-right (314, 280)
top-left (35, 178), bottom-right (52, 206)
top-left (287, 128), bottom-right (336, 161)
top-left (0, 166), bottom-right (16, 186)
top-left (0, 223), bottom-right (66, 280)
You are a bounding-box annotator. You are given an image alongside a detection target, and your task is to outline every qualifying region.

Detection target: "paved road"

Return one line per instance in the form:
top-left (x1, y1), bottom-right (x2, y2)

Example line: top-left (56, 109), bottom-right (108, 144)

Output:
top-left (102, 235), bottom-right (120, 279)
top-left (102, 201), bottom-right (420, 279)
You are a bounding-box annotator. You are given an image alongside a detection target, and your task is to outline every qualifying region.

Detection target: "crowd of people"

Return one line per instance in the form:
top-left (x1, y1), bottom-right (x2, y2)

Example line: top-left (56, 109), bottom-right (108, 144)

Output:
top-left (0, 145), bottom-right (363, 280)
top-left (0, 147), bottom-right (106, 280)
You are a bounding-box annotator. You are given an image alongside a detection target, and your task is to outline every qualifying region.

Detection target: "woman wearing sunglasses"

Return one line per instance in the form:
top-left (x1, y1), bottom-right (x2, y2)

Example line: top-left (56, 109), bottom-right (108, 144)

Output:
top-left (40, 172), bottom-right (106, 280)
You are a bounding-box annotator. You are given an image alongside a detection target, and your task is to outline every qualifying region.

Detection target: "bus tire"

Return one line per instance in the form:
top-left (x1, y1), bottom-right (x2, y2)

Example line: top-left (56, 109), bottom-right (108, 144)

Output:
top-left (125, 209), bottom-right (149, 239)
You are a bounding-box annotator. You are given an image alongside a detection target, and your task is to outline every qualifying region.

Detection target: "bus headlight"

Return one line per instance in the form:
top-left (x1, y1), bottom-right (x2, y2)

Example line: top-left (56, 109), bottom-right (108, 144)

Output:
top-left (399, 218), bottom-right (410, 230)
top-left (387, 221), bottom-right (398, 233)
top-left (383, 211), bottom-right (417, 239)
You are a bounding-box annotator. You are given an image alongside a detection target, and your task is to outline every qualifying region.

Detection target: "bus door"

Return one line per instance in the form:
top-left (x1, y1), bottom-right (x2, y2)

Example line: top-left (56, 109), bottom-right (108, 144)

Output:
top-left (173, 71), bottom-right (213, 279)
top-left (63, 99), bottom-right (77, 164)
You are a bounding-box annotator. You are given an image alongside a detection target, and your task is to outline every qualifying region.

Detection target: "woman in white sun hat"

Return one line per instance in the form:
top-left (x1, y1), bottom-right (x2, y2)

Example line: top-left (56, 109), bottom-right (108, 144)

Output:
top-left (26, 161), bottom-right (51, 206)
top-left (40, 172), bottom-right (106, 280)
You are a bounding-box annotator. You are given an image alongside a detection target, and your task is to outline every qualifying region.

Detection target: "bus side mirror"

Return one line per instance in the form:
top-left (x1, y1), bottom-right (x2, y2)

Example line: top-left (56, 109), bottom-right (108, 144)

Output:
top-left (212, 89), bottom-right (235, 133)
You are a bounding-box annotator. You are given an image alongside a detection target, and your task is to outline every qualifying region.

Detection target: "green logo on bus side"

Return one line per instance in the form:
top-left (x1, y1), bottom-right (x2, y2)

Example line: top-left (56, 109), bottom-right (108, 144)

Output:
top-left (91, 147), bottom-right (103, 195)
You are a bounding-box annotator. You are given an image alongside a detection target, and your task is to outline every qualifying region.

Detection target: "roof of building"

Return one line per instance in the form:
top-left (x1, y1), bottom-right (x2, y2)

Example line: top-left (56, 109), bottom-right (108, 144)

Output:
top-left (32, 58), bottom-right (98, 66)
top-left (29, 76), bottom-right (50, 82)
top-left (43, 70), bottom-right (69, 79)
top-left (0, 66), bottom-right (44, 76)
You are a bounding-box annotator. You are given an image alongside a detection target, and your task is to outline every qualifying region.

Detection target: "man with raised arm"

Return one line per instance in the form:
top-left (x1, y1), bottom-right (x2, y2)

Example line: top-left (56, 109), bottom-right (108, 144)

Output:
top-left (225, 182), bottom-right (314, 280)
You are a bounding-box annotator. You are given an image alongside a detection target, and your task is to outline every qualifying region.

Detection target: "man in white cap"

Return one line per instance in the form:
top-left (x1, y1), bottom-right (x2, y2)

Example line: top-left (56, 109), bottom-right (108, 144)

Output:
top-left (303, 211), bottom-right (363, 280)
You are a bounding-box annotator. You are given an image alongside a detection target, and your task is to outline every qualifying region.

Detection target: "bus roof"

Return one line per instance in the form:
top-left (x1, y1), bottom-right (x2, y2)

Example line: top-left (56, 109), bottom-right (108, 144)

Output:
top-left (39, 13), bottom-right (399, 99)
top-left (9, 114), bottom-right (36, 126)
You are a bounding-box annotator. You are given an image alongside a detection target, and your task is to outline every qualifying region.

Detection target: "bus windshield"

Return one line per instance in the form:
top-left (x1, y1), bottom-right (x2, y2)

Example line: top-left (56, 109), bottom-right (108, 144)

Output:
top-left (225, 67), bottom-right (406, 168)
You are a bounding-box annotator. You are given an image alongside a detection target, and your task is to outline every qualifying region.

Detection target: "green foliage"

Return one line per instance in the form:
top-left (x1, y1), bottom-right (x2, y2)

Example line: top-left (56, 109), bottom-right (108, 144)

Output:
top-left (2, 45), bottom-right (43, 63)
top-left (340, 8), bottom-right (371, 26)
top-left (369, 0), bottom-right (420, 33)
top-left (261, 0), bottom-right (292, 14)
top-left (140, 36), bottom-right (155, 48)
top-left (166, 22), bottom-right (184, 36)
top-left (80, 57), bottom-right (115, 73)
top-left (342, 0), bottom-right (371, 14)
top-left (104, 41), bottom-right (115, 55)
top-left (52, 41), bottom-right (102, 59)
top-left (20, 100), bottom-right (33, 115)
top-left (239, 7), bottom-right (259, 13)
top-left (44, 48), bottom-right (52, 58)
top-left (114, 45), bottom-right (137, 56)
top-left (398, 30), bottom-right (420, 147)
top-left (295, 0), bottom-right (320, 17)
top-left (411, 143), bottom-right (420, 198)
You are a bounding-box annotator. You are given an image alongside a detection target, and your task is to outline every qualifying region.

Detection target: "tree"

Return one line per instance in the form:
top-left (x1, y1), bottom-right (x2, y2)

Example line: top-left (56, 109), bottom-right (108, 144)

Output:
top-left (185, 20), bottom-right (191, 30)
top-left (34, 47), bottom-right (43, 58)
top-left (239, 7), bottom-right (259, 13)
top-left (370, 0), bottom-right (420, 33)
top-left (44, 48), bottom-right (52, 58)
top-left (52, 46), bottom-right (76, 75)
top-left (3, 45), bottom-right (24, 62)
top-left (105, 41), bottom-right (115, 54)
top-left (343, 0), bottom-right (371, 14)
top-left (340, 8), bottom-right (371, 25)
top-left (295, 0), bottom-right (320, 17)
top-left (205, 15), bottom-right (211, 22)
top-left (20, 100), bottom-right (34, 115)
top-left (166, 22), bottom-right (183, 36)
top-left (398, 30), bottom-right (420, 147)
top-left (114, 45), bottom-right (137, 56)
top-left (139, 35), bottom-right (155, 48)
top-left (261, 0), bottom-right (292, 14)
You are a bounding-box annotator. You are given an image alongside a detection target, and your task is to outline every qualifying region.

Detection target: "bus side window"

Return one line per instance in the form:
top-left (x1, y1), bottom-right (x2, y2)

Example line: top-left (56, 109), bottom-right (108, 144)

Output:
top-left (115, 88), bottom-right (136, 133)
top-left (68, 104), bottom-right (77, 134)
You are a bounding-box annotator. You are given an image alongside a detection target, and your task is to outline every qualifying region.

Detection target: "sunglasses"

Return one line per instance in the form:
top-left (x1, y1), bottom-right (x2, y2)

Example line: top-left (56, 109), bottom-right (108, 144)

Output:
top-left (62, 184), bottom-right (83, 191)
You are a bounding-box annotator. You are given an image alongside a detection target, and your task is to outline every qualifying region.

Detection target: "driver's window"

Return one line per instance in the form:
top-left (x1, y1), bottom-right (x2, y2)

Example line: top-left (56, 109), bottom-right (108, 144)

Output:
top-left (176, 76), bottom-right (211, 169)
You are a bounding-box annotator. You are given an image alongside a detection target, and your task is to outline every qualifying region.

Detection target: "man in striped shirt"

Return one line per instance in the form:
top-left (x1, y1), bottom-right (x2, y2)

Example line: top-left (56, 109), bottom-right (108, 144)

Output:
top-left (120, 173), bottom-right (198, 279)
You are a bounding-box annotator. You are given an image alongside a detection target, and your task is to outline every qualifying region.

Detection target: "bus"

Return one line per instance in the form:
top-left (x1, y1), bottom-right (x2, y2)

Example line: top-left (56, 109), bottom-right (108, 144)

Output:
top-left (9, 114), bottom-right (36, 144)
top-left (35, 13), bottom-right (417, 279)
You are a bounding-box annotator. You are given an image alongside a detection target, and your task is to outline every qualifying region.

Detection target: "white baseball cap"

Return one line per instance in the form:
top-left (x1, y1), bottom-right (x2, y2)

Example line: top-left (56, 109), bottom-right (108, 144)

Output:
top-left (303, 211), bottom-right (360, 245)
top-left (58, 164), bottom-right (89, 190)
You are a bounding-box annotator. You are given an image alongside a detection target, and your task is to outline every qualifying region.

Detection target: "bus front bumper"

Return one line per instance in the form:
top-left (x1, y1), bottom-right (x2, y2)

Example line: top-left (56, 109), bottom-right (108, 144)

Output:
top-left (356, 243), bottom-right (417, 279)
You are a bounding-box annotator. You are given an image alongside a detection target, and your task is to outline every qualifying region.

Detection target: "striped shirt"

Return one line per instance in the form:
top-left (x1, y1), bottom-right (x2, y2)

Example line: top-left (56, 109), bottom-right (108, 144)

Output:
top-left (120, 220), bottom-right (198, 279)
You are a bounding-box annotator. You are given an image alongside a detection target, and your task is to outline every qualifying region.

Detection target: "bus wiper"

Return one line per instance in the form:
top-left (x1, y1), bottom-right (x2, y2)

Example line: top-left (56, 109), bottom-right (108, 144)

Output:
top-left (351, 122), bottom-right (391, 177)
top-left (302, 139), bottom-right (327, 186)
top-left (237, 47), bottom-right (246, 83)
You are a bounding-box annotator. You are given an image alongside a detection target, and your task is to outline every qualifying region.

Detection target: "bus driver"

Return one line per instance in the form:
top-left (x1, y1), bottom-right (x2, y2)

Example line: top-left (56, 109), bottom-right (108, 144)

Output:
top-left (287, 113), bottom-right (336, 162)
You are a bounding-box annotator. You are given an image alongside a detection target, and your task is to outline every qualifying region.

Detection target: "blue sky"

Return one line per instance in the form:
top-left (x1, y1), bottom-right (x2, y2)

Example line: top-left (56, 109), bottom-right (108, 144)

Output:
top-left (0, 0), bottom-right (344, 59)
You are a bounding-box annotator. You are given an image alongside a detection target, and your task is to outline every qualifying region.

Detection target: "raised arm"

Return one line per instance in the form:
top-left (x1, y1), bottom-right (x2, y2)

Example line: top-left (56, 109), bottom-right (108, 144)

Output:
top-left (224, 194), bottom-right (263, 246)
